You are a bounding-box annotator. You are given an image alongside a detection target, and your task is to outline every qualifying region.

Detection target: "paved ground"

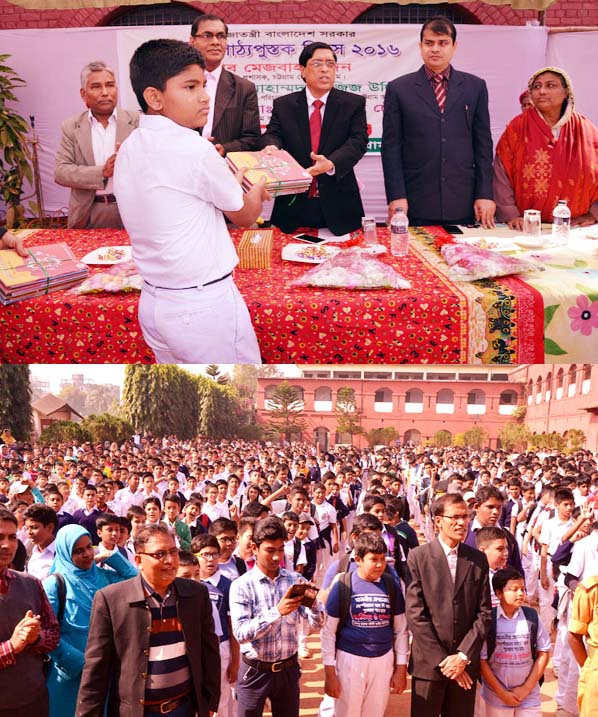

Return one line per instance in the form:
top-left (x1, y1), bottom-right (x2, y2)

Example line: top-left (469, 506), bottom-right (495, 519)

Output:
top-left (292, 633), bottom-right (559, 716)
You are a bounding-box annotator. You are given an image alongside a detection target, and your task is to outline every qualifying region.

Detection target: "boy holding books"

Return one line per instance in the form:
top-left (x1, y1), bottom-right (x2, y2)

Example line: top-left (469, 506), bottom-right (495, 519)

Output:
top-left (114, 39), bottom-right (269, 363)
top-left (480, 568), bottom-right (550, 717)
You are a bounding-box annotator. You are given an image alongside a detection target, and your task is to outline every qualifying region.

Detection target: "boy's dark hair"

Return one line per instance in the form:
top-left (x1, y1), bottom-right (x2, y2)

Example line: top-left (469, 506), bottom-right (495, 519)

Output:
top-left (119, 516), bottom-right (132, 534)
top-left (492, 567), bottom-right (525, 593)
top-left (163, 492), bottom-right (181, 508)
top-left (209, 517), bottom-right (237, 536)
top-left (253, 516), bottom-right (287, 546)
top-left (281, 510), bottom-right (299, 523)
top-left (96, 513), bottom-right (121, 531)
top-left (241, 500), bottom-right (269, 518)
top-left (126, 505), bottom-right (145, 520)
top-left (350, 513), bottom-right (383, 537)
top-left (23, 504), bottom-right (58, 532)
top-left (178, 550), bottom-right (199, 567)
top-left (130, 39), bottom-right (206, 113)
top-left (420, 16), bottom-right (457, 43)
top-left (475, 485), bottom-right (504, 505)
top-left (476, 526), bottom-right (507, 549)
top-left (83, 484), bottom-right (97, 493)
top-left (238, 516), bottom-right (257, 534)
top-left (362, 494), bottom-right (386, 512)
top-left (191, 13), bottom-right (228, 37)
top-left (298, 42), bottom-right (337, 68)
top-left (143, 496), bottom-right (161, 509)
top-left (191, 533), bottom-right (220, 554)
top-left (554, 487), bottom-right (574, 504)
top-left (0, 508), bottom-right (17, 527)
top-left (354, 532), bottom-right (388, 560)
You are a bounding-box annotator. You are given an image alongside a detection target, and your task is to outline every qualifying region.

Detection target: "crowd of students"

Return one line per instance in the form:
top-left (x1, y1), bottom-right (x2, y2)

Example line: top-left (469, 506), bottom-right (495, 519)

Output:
top-left (1, 434), bottom-right (598, 717)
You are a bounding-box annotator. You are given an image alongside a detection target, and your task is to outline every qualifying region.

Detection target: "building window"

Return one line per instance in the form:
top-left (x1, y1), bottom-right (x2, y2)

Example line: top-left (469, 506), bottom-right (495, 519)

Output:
top-left (352, 2), bottom-right (481, 24)
top-left (535, 376), bottom-right (543, 404)
top-left (395, 372), bottom-right (424, 380)
top-left (568, 365), bottom-right (577, 398)
top-left (467, 390), bottom-right (486, 415)
top-left (364, 372), bottom-right (392, 380)
top-left (436, 388), bottom-right (455, 414)
top-left (545, 372), bottom-right (552, 402)
top-left (374, 388), bottom-right (393, 413)
top-left (582, 364), bottom-right (592, 394)
top-left (403, 429), bottom-right (422, 445)
top-left (499, 390), bottom-right (518, 416)
top-left (314, 386), bottom-right (332, 412)
top-left (102, 2), bottom-right (200, 26)
top-left (427, 372), bottom-right (456, 381)
top-left (526, 380), bottom-right (534, 406)
top-left (405, 388), bottom-right (424, 414)
top-left (556, 368), bottom-right (564, 399)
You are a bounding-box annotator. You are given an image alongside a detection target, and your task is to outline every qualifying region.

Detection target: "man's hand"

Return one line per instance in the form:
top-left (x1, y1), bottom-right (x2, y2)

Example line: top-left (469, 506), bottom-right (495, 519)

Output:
top-left (307, 152), bottom-right (334, 178)
top-left (102, 143), bottom-right (121, 179)
top-left (571, 213), bottom-right (597, 227)
top-left (276, 594), bottom-right (303, 616)
top-left (207, 137), bottom-right (225, 157)
top-left (390, 665), bottom-right (407, 694)
top-left (0, 230), bottom-right (28, 257)
top-left (226, 661), bottom-right (239, 684)
top-left (439, 654), bottom-right (467, 679)
top-left (10, 611), bottom-right (41, 654)
top-left (454, 671), bottom-right (473, 690)
top-left (387, 198), bottom-right (408, 226)
top-left (508, 217), bottom-right (524, 232)
top-left (324, 666), bottom-right (341, 698)
top-left (474, 198), bottom-right (496, 228)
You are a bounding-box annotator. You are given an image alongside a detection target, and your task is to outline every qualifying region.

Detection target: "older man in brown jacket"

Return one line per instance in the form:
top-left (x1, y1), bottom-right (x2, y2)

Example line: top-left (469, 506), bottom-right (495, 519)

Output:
top-left (77, 525), bottom-right (220, 717)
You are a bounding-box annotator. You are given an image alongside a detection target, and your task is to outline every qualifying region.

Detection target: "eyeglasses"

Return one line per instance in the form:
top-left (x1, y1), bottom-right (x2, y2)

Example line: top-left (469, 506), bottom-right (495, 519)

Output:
top-left (308, 60), bottom-right (336, 70)
top-left (217, 536), bottom-right (236, 543)
top-left (138, 548), bottom-right (180, 561)
top-left (196, 551), bottom-right (220, 560)
top-left (193, 32), bottom-right (227, 42)
top-left (439, 514), bottom-right (470, 523)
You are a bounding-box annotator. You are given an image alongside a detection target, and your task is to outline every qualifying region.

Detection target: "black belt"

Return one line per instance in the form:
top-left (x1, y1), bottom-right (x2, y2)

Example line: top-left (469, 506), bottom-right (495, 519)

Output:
top-left (93, 194), bottom-right (117, 204)
top-left (143, 692), bottom-right (193, 714)
top-left (144, 271), bottom-right (232, 291)
top-left (242, 653), bottom-right (297, 673)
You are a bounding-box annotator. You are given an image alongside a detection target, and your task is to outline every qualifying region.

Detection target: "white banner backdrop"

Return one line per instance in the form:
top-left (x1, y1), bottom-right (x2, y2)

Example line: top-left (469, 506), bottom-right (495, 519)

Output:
top-left (0, 24), bottom-right (593, 220)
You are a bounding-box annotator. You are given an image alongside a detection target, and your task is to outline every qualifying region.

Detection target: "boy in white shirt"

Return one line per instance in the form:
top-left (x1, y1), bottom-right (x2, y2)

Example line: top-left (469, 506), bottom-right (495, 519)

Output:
top-left (114, 39), bottom-right (269, 363)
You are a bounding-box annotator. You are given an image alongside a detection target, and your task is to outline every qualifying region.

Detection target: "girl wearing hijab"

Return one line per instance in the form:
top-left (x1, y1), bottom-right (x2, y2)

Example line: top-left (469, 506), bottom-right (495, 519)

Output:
top-left (42, 524), bottom-right (138, 717)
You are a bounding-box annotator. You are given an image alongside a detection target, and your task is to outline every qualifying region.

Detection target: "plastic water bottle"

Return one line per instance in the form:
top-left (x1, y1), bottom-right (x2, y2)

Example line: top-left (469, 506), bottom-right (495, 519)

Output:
top-left (390, 207), bottom-right (409, 256)
top-left (552, 199), bottom-right (571, 244)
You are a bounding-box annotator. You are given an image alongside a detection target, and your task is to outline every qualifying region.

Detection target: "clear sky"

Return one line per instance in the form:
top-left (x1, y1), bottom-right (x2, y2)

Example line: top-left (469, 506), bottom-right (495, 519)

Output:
top-left (29, 364), bottom-right (298, 393)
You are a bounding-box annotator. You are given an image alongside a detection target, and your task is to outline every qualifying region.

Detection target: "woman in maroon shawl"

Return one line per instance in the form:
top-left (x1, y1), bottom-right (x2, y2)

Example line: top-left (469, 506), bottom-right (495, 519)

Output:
top-left (494, 67), bottom-right (598, 231)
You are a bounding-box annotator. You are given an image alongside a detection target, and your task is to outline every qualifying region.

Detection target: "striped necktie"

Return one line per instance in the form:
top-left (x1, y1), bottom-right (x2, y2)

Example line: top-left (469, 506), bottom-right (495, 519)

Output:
top-left (433, 74), bottom-right (446, 113)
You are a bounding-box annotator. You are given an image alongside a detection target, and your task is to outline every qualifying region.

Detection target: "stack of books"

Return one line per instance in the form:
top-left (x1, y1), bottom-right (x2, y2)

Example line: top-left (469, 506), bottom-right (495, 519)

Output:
top-left (0, 243), bottom-right (89, 304)
top-left (226, 148), bottom-right (313, 197)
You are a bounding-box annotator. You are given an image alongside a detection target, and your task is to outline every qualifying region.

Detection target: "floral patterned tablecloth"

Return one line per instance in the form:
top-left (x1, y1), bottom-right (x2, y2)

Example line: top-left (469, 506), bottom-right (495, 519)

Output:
top-left (1, 225), bottom-right (591, 364)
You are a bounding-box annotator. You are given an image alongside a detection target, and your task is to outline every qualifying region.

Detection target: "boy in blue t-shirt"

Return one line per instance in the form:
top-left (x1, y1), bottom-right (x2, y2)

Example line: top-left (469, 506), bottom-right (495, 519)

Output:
top-left (321, 533), bottom-right (409, 717)
top-left (480, 567), bottom-right (550, 717)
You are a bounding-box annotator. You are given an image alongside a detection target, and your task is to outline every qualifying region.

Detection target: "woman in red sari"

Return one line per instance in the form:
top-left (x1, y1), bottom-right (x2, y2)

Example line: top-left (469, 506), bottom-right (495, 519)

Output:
top-left (494, 67), bottom-right (598, 230)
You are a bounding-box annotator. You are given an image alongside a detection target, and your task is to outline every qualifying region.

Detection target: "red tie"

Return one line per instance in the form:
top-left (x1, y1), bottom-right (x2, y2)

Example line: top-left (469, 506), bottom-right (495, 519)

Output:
top-left (433, 75), bottom-right (446, 113)
top-left (308, 99), bottom-right (324, 198)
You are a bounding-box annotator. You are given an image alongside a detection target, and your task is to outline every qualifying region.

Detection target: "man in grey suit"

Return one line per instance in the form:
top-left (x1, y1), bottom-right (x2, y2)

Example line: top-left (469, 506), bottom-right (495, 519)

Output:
top-left (54, 61), bottom-right (138, 229)
top-left (190, 14), bottom-right (261, 156)
top-left (381, 16), bottom-right (495, 228)
top-left (406, 493), bottom-right (492, 717)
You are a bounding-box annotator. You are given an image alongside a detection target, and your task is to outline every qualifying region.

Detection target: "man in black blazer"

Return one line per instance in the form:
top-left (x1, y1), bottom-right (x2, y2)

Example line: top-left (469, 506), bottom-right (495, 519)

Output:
top-left (382, 16), bottom-right (495, 228)
top-left (190, 14), bottom-right (261, 155)
top-left (260, 42), bottom-right (368, 236)
top-left (406, 493), bottom-right (492, 717)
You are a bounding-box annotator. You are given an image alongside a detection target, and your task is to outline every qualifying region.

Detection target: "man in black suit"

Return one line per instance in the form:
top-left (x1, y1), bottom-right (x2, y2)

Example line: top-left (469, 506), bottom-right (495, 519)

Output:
top-left (190, 14), bottom-right (260, 155)
top-left (406, 493), bottom-right (492, 717)
top-left (260, 42), bottom-right (368, 236)
top-left (381, 16), bottom-right (495, 228)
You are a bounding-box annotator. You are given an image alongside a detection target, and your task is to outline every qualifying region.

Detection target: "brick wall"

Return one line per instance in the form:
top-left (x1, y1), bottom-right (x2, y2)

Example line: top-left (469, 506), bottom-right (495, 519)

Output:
top-left (1, 0), bottom-right (597, 31)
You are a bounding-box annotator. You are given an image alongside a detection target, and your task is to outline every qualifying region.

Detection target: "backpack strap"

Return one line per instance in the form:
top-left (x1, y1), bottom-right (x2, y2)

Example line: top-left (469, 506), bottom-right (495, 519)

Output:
top-left (234, 555), bottom-right (247, 576)
top-left (486, 606), bottom-right (498, 661)
top-left (336, 553), bottom-right (352, 576)
top-left (54, 572), bottom-right (67, 623)
top-left (293, 538), bottom-right (301, 569)
top-left (336, 571), bottom-right (353, 639)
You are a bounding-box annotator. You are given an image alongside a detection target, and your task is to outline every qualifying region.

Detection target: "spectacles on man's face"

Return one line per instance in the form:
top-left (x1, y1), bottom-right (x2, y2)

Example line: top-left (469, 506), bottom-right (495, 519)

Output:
top-left (138, 548), bottom-right (180, 561)
top-left (194, 32), bottom-right (227, 42)
top-left (308, 60), bottom-right (337, 70)
top-left (439, 514), bottom-right (470, 523)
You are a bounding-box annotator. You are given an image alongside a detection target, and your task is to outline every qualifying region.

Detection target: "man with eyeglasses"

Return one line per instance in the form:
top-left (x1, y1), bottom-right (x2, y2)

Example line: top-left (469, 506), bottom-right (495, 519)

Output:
top-left (190, 14), bottom-right (261, 156)
top-left (260, 41), bottom-right (368, 237)
top-left (77, 524), bottom-right (221, 716)
top-left (405, 493), bottom-right (492, 717)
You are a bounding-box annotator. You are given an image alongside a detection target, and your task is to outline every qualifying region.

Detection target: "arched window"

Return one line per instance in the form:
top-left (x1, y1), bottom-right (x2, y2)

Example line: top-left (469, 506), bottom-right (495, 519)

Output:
top-left (291, 385), bottom-right (305, 409)
top-left (582, 364), bottom-right (592, 394)
top-left (314, 386), bottom-right (332, 412)
top-left (101, 2), bottom-right (200, 26)
top-left (313, 427), bottom-right (329, 451)
top-left (405, 388), bottom-right (424, 414)
top-left (499, 390), bottom-right (518, 415)
top-left (467, 389), bottom-right (486, 415)
top-left (526, 379), bottom-right (534, 406)
top-left (352, 3), bottom-right (481, 24)
top-left (404, 429), bottom-right (422, 445)
top-left (568, 365), bottom-right (577, 397)
top-left (436, 388), bottom-right (455, 414)
top-left (374, 387), bottom-right (393, 413)
top-left (545, 372), bottom-right (552, 402)
top-left (535, 375), bottom-right (543, 404)
top-left (556, 368), bottom-right (565, 399)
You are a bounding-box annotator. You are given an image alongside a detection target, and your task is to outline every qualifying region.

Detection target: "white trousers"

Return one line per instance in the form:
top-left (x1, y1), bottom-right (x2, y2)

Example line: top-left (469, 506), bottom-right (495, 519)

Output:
top-left (139, 276), bottom-right (261, 363)
top-left (538, 564), bottom-right (556, 638)
top-left (334, 648), bottom-right (394, 717)
top-left (216, 639), bottom-right (235, 717)
top-left (484, 705), bottom-right (541, 717)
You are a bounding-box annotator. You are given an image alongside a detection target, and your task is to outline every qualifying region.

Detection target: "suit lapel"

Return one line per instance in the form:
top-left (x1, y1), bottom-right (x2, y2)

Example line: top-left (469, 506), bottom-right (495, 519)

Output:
top-left (213, 70), bottom-right (234, 135)
top-left (115, 109), bottom-right (135, 146)
top-left (75, 112), bottom-right (96, 167)
top-left (414, 66), bottom-right (442, 116)
top-left (454, 542), bottom-right (473, 595)
top-left (319, 88), bottom-right (339, 155)
top-left (444, 70), bottom-right (465, 117)
top-left (430, 538), bottom-right (453, 585)
top-left (296, 90), bottom-right (312, 160)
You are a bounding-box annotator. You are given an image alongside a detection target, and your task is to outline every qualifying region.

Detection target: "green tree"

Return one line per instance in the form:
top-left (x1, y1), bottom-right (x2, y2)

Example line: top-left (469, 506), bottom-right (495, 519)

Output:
top-left (499, 422), bottom-right (532, 451)
top-left (265, 382), bottom-right (307, 441)
top-left (197, 374), bottom-right (243, 438)
top-left (364, 426), bottom-right (399, 447)
top-left (453, 433), bottom-right (466, 448)
top-left (433, 429), bottom-right (452, 447)
top-left (122, 365), bottom-right (199, 438)
top-left (463, 425), bottom-right (488, 450)
top-left (566, 428), bottom-right (586, 452)
top-left (57, 384), bottom-right (87, 416)
top-left (205, 364), bottom-right (230, 385)
top-left (39, 420), bottom-right (90, 443)
top-left (335, 387), bottom-right (363, 444)
top-left (85, 384), bottom-right (119, 416)
top-left (0, 365), bottom-right (32, 440)
top-left (80, 414), bottom-right (133, 444)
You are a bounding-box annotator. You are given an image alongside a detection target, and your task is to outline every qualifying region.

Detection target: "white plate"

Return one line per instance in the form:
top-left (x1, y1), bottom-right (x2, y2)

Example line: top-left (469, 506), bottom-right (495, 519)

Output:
top-left (81, 246), bottom-right (132, 265)
top-left (513, 235), bottom-right (559, 249)
top-left (282, 243), bottom-right (341, 263)
top-left (455, 236), bottom-right (518, 253)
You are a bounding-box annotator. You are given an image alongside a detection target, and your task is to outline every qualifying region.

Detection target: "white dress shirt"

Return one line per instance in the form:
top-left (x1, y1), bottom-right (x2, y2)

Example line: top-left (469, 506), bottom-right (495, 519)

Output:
top-left (88, 108), bottom-right (117, 195)
top-left (438, 535), bottom-right (458, 583)
top-left (27, 540), bottom-right (56, 581)
top-left (203, 64), bottom-right (223, 140)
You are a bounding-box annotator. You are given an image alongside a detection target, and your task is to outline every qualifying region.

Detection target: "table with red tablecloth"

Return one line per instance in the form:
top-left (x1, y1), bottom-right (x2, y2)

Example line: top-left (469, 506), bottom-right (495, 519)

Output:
top-left (0, 226), bottom-right (547, 364)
